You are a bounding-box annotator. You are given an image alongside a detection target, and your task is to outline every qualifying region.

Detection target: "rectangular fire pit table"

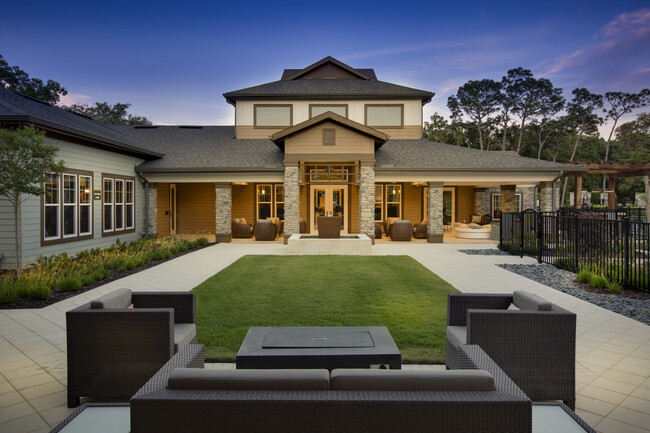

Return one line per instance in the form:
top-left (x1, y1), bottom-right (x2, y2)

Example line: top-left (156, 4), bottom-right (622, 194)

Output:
top-left (236, 326), bottom-right (401, 370)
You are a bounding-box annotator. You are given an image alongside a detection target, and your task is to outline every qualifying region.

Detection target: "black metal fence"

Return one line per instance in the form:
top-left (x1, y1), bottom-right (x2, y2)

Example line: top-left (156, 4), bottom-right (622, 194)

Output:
top-left (500, 209), bottom-right (649, 291)
top-left (556, 207), bottom-right (647, 222)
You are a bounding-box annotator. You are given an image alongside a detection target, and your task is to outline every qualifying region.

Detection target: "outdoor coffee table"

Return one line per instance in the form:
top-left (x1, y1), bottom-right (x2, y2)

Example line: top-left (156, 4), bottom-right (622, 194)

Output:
top-left (236, 326), bottom-right (401, 370)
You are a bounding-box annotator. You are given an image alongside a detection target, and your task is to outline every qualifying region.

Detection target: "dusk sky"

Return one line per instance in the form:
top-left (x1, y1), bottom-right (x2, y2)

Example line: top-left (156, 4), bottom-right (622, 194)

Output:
top-left (2, 0), bottom-right (649, 135)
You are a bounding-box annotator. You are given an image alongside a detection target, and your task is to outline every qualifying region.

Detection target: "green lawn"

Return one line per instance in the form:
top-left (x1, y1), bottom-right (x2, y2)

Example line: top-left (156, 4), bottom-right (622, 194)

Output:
top-left (193, 255), bottom-right (458, 364)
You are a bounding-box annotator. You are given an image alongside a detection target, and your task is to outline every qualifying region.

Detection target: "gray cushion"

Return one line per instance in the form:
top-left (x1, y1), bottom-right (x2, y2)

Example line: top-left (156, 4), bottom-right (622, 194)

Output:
top-left (167, 368), bottom-right (330, 390)
top-left (468, 223), bottom-right (482, 229)
top-left (257, 219), bottom-right (271, 224)
top-left (446, 326), bottom-right (467, 348)
top-left (330, 369), bottom-right (494, 391)
top-left (513, 290), bottom-right (552, 311)
top-left (90, 288), bottom-right (132, 309)
top-left (174, 323), bottom-right (197, 353)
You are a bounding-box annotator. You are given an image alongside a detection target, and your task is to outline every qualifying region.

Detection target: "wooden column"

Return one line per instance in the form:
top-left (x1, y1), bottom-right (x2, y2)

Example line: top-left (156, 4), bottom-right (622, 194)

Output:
top-left (573, 175), bottom-right (583, 209)
top-left (607, 177), bottom-right (616, 210)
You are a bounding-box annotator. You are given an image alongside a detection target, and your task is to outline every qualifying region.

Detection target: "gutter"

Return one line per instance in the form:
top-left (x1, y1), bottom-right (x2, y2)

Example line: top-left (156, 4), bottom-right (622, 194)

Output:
top-left (136, 172), bottom-right (150, 237)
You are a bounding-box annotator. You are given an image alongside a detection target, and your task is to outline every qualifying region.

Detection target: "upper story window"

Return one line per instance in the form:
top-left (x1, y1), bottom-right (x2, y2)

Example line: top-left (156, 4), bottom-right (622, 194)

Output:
top-left (309, 104), bottom-right (348, 118)
top-left (43, 169), bottom-right (93, 246)
top-left (365, 104), bottom-right (404, 128)
top-left (254, 104), bottom-right (292, 128)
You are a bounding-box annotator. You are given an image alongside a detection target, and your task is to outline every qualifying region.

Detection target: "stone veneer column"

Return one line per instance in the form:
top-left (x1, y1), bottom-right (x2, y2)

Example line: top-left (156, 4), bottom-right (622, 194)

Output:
top-left (145, 182), bottom-right (158, 236)
top-left (214, 183), bottom-right (232, 243)
top-left (474, 188), bottom-right (490, 216)
top-left (283, 166), bottom-right (300, 243)
top-left (427, 182), bottom-right (444, 243)
top-left (518, 185), bottom-right (536, 211)
top-left (500, 185), bottom-right (517, 213)
top-left (539, 181), bottom-right (558, 212)
top-left (359, 165), bottom-right (376, 240)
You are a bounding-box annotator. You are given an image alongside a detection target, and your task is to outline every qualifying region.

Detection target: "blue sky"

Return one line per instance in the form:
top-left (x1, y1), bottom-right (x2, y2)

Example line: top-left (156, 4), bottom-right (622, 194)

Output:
top-left (1, 0), bottom-right (648, 133)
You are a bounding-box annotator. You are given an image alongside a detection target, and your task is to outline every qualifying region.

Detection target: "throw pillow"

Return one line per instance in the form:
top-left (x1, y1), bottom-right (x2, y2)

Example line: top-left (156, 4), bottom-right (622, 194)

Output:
top-left (127, 304), bottom-right (134, 309)
top-left (470, 215), bottom-right (482, 224)
top-left (233, 218), bottom-right (240, 224)
top-left (507, 303), bottom-right (519, 311)
top-left (240, 218), bottom-right (247, 224)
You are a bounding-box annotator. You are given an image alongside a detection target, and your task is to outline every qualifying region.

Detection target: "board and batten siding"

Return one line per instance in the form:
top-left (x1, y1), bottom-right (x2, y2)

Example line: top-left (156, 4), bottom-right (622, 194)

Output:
top-left (0, 137), bottom-right (146, 269)
top-left (236, 99), bottom-right (422, 139)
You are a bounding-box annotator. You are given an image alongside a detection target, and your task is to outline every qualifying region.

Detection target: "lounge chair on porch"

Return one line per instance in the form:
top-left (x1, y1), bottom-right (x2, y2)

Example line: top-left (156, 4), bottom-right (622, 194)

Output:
top-left (254, 220), bottom-right (276, 241)
top-left (232, 218), bottom-right (252, 238)
top-left (413, 218), bottom-right (428, 239)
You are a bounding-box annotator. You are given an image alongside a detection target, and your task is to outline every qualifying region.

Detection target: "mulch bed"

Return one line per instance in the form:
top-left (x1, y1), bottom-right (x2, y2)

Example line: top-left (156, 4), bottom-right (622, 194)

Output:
top-left (575, 280), bottom-right (650, 300)
top-left (0, 243), bottom-right (215, 310)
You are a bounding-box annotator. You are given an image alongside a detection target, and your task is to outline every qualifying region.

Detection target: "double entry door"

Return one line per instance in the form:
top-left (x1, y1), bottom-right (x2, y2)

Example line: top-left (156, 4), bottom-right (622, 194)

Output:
top-left (310, 185), bottom-right (348, 234)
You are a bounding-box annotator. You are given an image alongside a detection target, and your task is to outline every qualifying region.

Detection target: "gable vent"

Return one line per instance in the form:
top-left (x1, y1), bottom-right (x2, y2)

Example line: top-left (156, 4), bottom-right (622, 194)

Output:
top-left (323, 128), bottom-right (335, 146)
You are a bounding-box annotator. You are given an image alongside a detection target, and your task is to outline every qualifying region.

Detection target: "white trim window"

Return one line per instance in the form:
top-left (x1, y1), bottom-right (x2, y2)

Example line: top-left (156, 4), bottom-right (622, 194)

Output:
top-left (386, 185), bottom-right (401, 219)
top-left (62, 174), bottom-right (77, 238)
top-left (492, 193), bottom-right (522, 220)
top-left (79, 175), bottom-right (92, 236)
top-left (257, 184), bottom-right (272, 220)
top-left (103, 174), bottom-right (136, 235)
top-left (43, 171), bottom-right (93, 245)
top-left (43, 173), bottom-right (60, 241)
top-left (374, 185), bottom-right (383, 222)
top-left (125, 180), bottom-right (134, 229)
top-left (103, 178), bottom-right (114, 232)
top-left (274, 185), bottom-right (284, 221)
top-left (115, 179), bottom-right (125, 231)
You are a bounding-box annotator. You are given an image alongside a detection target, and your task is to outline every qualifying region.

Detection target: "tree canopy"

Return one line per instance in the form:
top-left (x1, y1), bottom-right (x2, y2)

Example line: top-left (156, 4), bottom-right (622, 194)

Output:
top-left (63, 102), bottom-right (153, 125)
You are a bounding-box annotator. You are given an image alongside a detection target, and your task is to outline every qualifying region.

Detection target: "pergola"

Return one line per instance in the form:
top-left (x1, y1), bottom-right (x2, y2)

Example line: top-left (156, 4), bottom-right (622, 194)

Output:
top-left (568, 161), bottom-right (650, 209)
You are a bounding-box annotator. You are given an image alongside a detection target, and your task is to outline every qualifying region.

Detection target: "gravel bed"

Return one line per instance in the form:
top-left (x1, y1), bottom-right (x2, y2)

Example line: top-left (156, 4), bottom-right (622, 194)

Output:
top-left (498, 263), bottom-right (650, 325)
top-left (459, 249), bottom-right (511, 256)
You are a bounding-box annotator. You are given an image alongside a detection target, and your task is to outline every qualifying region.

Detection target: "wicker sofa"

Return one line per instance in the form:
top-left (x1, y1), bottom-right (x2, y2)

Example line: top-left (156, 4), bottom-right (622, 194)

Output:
top-left (66, 289), bottom-right (197, 407)
top-left (446, 291), bottom-right (576, 409)
top-left (130, 344), bottom-right (531, 433)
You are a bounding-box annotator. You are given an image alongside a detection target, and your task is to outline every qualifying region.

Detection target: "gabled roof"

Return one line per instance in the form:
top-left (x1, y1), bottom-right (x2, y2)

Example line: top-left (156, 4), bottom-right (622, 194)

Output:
top-left (0, 88), bottom-right (162, 158)
top-left (271, 111), bottom-right (388, 144)
top-left (281, 68), bottom-right (377, 80)
top-left (281, 56), bottom-right (376, 81)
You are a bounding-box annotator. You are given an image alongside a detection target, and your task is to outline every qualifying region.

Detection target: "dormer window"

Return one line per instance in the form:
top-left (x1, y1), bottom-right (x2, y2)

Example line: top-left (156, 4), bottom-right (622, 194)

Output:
top-left (365, 104), bottom-right (404, 128)
top-left (309, 104), bottom-right (348, 118)
top-left (254, 104), bottom-right (292, 128)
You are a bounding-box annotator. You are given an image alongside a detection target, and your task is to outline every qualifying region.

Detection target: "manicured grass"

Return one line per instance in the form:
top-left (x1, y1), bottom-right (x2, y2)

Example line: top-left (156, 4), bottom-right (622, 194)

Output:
top-left (193, 255), bottom-right (459, 364)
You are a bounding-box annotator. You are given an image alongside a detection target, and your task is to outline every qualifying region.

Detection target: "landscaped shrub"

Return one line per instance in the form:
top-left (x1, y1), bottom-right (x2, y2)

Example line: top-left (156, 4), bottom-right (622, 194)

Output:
top-left (0, 279), bottom-right (19, 304)
top-left (607, 281), bottom-right (622, 293)
top-left (576, 268), bottom-right (594, 283)
top-left (57, 276), bottom-right (83, 291)
top-left (589, 273), bottom-right (609, 289)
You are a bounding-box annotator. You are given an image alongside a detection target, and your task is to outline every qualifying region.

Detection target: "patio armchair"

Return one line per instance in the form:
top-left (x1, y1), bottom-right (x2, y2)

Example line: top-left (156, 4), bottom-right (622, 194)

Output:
top-left (413, 218), bottom-right (428, 239)
top-left (253, 220), bottom-right (277, 241)
top-left (66, 288), bottom-right (196, 407)
top-left (317, 216), bottom-right (341, 238)
top-left (231, 218), bottom-right (252, 238)
top-left (383, 217), bottom-right (398, 237)
top-left (446, 291), bottom-right (576, 409)
top-left (374, 222), bottom-right (382, 239)
top-left (390, 220), bottom-right (413, 241)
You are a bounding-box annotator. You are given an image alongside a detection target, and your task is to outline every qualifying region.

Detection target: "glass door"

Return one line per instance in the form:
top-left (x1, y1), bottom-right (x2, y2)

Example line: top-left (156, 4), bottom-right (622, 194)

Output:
top-left (310, 186), bottom-right (348, 234)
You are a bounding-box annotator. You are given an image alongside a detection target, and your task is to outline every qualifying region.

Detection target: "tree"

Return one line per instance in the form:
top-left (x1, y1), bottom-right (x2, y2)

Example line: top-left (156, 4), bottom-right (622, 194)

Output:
top-left (451, 79), bottom-right (502, 150)
top-left (533, 83), bottom-right (565, 159)
top-left (560, 88), bottom-right (604, 205)
top-left (0, 126), bottom-right (65, 271)
top-left (63, 102), bottom-right (153, 125)
top-left (501, 68), bottom-right (535, 153)
top-left (423, 113), bottom-right (450, 142)
top-left (0, 54), bottom-right (67, 104)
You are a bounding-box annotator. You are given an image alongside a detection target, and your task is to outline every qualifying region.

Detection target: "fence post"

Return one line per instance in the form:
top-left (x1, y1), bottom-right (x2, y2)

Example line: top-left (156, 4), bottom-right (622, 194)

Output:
top-left (537, 211), bottom-right (543, 263)
top-left (574, 214), bottom-right (579, 272)
top-left (623, 217), bottom-right (630, 284)
top-left (519, 211), bottom-right (524, 258)
top-left (499, 214), bottom-right (503, 250)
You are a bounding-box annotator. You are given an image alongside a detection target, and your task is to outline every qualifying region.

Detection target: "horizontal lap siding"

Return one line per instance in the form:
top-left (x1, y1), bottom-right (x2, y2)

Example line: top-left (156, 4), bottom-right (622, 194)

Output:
top-left (15, 138), bottom-right (145, 269)
top-left (0, 199), bottom-right (16, 267)
top-left (284, 122), bottom-right (374, 157)
top-left (403, 183), bottom-right (422, 224)
top-left (456, 186), bottom-right (475, 224)
top-left (177, 184), bottom-right (215, 234)
top-left (232, 184), bottom-right (255, 224)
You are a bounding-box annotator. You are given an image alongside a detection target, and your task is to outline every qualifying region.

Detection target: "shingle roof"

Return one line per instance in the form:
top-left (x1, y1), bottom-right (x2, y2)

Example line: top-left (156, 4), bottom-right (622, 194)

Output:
top-left (223, 79), bottom-right (434, 103)
top-left (110, 125), bottom-right (284, 172)
top-left (376, 140), bottom-right (586, 172)
top-left (0, 88), bottom-right (161, 157)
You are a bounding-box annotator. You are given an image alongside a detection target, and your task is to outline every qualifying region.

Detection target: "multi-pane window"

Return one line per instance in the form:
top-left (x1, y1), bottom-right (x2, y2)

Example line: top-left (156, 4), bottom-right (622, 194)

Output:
top-left (492, 193), bottom-right (522, 220)
top-left (103, 174), bottom-right (135, 235)
top-left (365, 105), bottom-right (403, 128)
top-left (43, 170), bottom-right (93, 245)
top-left (254, 105), bottom-right (292, 128)
top-left (310, 104), bottom-right (348, 118)
top-left (386, 185), bottom-right (401, 218)
top-left (374, 185), bottom-right (383, 222)
top-left (257, 185), bottom-right (272, 220)
top-left (275, 185), bottom-right (284, 221)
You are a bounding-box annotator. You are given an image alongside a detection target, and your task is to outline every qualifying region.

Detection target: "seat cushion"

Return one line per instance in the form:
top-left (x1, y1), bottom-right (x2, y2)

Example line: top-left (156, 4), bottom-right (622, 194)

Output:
top-left (446, 326), bottom-right (467, 348)
top-left (90, 288), bottom-right (132, 309)
top-left (513, 290), bottom-right (552, 311)
top-left (174, 323), bottom-right (197, 353)
top-left (167, 368), bottom-right (330, 390)
top-left (330, 369), bottom-right (494, 391)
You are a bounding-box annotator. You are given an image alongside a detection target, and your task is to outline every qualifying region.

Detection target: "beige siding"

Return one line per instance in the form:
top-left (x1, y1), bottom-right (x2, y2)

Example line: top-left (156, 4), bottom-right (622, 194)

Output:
top-left (284, 122), bottom-right (374, 158)
top-left (232, 184), bottom-right (255, 223)
top-left (300, 185), bottom-right (309, 232)
top-left (235, 125), bottom-right (281, 139)
top-left (373, 125), bottom-right (422, 139)
top-left (349, 186), bottom-right (359, 233)
top-left (402, 183), bottom-right (423, 224)
top-left (177, 183), bottom-right (215, 234)
top-left (157, 183), bottom-right (170, 236)
top-left (8, 137), bottom-right (145, 269)
top-left (456, 186), bottom-right (475, 223)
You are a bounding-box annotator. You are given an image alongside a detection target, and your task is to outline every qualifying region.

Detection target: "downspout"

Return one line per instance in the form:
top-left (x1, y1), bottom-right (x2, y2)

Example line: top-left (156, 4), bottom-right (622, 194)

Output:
top-left (137, 172), bottom-right (149, 237)
top-left (551, 171), bottom-right (563, 212)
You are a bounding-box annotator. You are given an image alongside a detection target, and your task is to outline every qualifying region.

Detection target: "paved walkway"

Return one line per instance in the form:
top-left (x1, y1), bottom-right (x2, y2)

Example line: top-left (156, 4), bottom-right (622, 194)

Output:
top-left (0, 241), bottom-right (648, 433)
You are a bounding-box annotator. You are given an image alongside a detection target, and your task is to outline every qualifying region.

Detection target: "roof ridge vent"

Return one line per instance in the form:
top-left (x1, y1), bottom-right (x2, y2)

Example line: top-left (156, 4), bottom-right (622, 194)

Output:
top-left (178, 125), bottom-right (202, 129)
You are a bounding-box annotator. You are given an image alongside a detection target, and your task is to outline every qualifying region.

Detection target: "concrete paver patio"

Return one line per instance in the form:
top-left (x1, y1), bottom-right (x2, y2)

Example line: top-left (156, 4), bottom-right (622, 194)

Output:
top-left (0, 241), bottom-right (648, 433)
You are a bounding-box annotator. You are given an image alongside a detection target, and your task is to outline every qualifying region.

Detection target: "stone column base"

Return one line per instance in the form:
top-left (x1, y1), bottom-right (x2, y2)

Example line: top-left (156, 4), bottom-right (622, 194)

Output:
top-left (215, 233), bottom-right (232, 243)
top-left (427, 233), bottom-right (444, 243)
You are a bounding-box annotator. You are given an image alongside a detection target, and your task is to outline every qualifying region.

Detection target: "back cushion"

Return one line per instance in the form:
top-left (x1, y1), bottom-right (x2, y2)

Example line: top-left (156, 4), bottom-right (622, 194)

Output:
top-left (330, 369), bottom-right (494, 391)
top-left (90, 288), bottom-right (132, 309)
top-left (513, 290), bottom-right (552, 311)
top-left (167, 368), bottom-right (330, 390)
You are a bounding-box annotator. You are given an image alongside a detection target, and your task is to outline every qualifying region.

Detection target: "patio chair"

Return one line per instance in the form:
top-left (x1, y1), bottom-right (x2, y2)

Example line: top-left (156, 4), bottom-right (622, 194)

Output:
top-left (383, 217), bottom-right (398, 237)
top-left (413, 218), bottom-right (428, 239)
top-left (66, 288), bottom-right (196, 407)
top-left (446, 291), bottom-right (576, 409)
top-left (317, 216), bottom-right (341, 238)
top-left (390, 220), bottom-right (413, 241)
top-left (254, 220), bottom-right (277, 241)
top-left (231, 218), bottom-right (252, 238)
top-left (375, 222), bottom-right (383, 239)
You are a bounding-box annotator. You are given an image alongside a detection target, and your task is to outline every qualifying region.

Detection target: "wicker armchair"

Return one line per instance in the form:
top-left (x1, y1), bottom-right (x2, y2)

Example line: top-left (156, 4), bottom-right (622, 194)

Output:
top-left (446, 291), bottom-right (576, 409)
top-left (413, 218), bottom-right (428, 239)
top-left (253, 220), bottom-right (277, 241)
top-left (390, 220), bottom-right (413, 241)
top-left (374, 222), bottom-right (383, 239)
top-left (66, 289), bottom-right (196, 407)
top-left (231, 219), bottom-right (252, 238)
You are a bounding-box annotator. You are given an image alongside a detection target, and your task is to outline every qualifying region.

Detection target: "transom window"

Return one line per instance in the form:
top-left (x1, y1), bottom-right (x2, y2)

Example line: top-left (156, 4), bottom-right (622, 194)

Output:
top-left (103, 174), bottom-right (135, 236)
top-left (254, 104), bottom-right (292, 128)
top-left (43, 170), bottom-right (93, 245)
top-left (309, 104), bottom-right (348, 118)
top-left (365, 104), bottom-right (404, 128)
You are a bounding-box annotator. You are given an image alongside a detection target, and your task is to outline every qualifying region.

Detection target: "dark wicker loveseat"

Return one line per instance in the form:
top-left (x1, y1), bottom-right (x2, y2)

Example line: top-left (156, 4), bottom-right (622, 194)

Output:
top-left (66, 288), bottom-right (196, 407)
top-left (130, 344), bottom-right (532, 433)
top-left (446, 291), bottom-right (576, 409)
top-left (231, 219), bottom-right (252, 238)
